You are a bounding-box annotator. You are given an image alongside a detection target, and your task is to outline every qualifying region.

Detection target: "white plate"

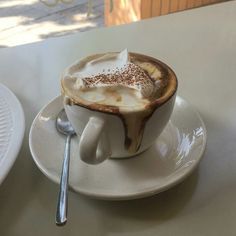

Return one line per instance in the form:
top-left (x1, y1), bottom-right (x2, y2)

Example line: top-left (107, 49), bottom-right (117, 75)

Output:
top-left (29, 96), bottom-right (206, 200)
top-left (0, 83), bottom-right (25, 184)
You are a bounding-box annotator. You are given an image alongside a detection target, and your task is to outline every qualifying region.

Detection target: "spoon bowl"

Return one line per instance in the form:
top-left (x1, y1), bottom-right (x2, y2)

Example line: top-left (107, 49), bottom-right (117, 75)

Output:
top-left (56, 109), bottom-right (76, 136)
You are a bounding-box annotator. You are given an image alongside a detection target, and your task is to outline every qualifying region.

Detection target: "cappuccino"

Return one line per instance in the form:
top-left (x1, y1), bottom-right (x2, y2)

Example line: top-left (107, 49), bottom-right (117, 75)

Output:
top-left (61, 50), bottom-right (177, 153)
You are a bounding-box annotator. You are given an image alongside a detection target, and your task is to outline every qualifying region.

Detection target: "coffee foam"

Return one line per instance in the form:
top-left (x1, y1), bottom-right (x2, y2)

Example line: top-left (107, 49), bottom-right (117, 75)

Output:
top-left (73, 49), bottom-right (129, 78)
top-left (62, 50), bottom-right (166, 110)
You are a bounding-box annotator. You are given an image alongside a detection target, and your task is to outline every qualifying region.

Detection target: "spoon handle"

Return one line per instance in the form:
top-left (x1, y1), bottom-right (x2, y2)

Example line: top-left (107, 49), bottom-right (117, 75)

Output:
top-left (56, 134), bottom-right (72, 226)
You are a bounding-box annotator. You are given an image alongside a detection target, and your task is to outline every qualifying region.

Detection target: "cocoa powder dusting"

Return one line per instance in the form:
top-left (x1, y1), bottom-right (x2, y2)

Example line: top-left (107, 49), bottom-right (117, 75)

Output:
top-left (81, 63), bottom-right (156, 98)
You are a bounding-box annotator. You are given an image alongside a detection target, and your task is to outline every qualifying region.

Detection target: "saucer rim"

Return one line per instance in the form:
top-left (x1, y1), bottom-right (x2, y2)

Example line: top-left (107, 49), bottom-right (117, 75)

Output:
top-left (29, 95), bottom-right (207, 200)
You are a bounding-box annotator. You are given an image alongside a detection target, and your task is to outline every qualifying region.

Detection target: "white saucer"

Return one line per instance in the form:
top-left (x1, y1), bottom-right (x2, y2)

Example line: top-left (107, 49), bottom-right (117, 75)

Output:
top-left (0, 83), bottom-right (25, 185)
top-left (29, 96), bottom-right (206, 200)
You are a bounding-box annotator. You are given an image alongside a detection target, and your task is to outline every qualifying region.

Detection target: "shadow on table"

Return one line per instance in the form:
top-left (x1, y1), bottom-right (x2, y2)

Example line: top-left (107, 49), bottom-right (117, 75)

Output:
top-left (82, 168), bottom-right (199, 234)
top-left (0, 140), bottom-right (44, 234)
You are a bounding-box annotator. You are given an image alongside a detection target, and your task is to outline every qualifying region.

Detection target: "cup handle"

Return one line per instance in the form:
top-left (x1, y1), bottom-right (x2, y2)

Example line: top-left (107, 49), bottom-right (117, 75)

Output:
top-left (79, 117), bottom-right (111, 164)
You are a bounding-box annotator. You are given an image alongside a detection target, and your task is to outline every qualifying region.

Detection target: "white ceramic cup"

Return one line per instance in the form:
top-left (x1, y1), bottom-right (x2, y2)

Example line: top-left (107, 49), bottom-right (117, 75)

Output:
top-left (63, 53), bottom-right (178, 164)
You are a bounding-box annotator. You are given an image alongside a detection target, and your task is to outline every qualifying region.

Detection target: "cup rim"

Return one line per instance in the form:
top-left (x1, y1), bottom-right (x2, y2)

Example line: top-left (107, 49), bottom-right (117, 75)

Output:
top-left (61, 52), bottom-right (178, 115)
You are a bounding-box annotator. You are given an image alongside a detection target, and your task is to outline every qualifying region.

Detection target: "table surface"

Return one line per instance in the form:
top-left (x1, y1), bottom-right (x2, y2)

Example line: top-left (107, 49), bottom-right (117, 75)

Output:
top-left (0, 1), bottom-right (235, 235)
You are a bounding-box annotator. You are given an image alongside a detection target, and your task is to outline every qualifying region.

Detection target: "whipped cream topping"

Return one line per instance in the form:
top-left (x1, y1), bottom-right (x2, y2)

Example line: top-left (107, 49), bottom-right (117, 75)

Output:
top-left (67, 49), bottom-right (160, 99)
top-left (74, 49), bottom-right (129, 78)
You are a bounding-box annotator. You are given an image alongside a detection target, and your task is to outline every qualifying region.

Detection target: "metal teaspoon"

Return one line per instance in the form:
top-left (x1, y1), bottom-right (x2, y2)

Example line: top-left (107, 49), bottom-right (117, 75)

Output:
top-left (55, 109), bottom-right (76, 226)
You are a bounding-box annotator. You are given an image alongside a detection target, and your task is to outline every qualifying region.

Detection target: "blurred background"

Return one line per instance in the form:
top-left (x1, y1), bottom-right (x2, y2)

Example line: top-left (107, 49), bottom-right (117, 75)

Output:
top-left (0, 0), bottom-right (231, 47)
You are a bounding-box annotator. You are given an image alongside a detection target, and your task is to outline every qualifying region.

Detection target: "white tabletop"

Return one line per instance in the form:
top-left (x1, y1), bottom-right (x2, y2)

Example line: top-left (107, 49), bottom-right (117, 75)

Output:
top-left (0, 1), bottom-right (236, 235)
